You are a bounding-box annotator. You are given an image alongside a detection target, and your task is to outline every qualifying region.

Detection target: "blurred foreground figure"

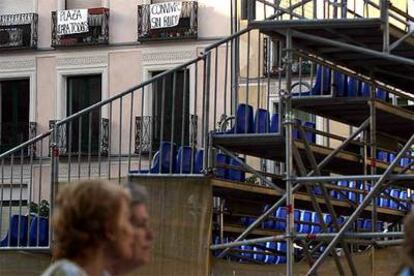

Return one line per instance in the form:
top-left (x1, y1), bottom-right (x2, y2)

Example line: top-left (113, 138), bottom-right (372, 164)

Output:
top-left (42, 180), bottom-right (135, 276)
top-left (400, 212), bottom-right (414, 276)
top-left (109, 184), bottom-right (153, 275)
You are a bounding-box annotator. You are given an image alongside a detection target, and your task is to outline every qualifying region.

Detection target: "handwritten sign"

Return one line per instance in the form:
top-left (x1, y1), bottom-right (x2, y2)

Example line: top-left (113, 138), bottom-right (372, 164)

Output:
top-left (57, 9), bottom-right (89, 35)
top-left (150, 2), bottom-right (182, 29)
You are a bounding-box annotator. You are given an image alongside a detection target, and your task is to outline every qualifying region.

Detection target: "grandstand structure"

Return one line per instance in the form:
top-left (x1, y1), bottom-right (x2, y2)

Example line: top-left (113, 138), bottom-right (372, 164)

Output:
top-left (1, 0), bottom-right (414, 275)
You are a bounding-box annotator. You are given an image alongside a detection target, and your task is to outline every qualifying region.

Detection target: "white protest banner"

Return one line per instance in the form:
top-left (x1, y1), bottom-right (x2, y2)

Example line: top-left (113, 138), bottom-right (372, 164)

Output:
top-left (150, 1), bottom-right (182, 29)
top-left (57, 9), bottom-right (89, 36)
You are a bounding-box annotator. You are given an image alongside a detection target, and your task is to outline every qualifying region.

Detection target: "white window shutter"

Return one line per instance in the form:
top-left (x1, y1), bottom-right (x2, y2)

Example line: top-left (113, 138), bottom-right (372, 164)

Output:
top-left (0, 0), bottom-right (35, 15)
top-left (66, 0), bottom-right (103, 9)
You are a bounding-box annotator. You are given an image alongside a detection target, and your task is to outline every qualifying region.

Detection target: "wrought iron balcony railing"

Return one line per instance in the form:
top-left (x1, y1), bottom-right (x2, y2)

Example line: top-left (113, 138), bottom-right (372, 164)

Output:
top-left (0, 13), bottom-right (38, 50)
top-left (51, 8), bottom-right (109, 47)
top-left (137, 1), bottom-right (198, 42)
top-left (0, 122), bottom-right (36, 154)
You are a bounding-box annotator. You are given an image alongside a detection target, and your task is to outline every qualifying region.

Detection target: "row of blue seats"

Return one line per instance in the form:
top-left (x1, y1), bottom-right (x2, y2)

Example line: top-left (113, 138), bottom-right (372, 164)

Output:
top-left (295, 66), bottom-right (388, 100)
top-left (241, 206), bottom-right (383, 233)
top-left (325, 180), bottom-right (411, 210)
top-left (213, 236), bottom-right (289, 264)
top-left (220, 104), bottom-right (316, 143)
top-left (130, 142), bottom-right (246, 181)
top-left (0, 214), bottom-right (49, 247)
top-left (377, 150), bottom-right (414, 169)
top-left (130, 142), bottom-right (204, 174)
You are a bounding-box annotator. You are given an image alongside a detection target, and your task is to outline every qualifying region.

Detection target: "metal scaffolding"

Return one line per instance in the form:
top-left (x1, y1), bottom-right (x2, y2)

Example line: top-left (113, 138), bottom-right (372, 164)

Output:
top-left (210, 0), bottom-right (414, 275)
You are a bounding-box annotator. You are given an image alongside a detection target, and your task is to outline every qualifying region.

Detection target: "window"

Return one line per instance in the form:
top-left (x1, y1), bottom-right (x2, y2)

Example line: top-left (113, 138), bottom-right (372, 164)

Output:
top-left (0, 0), bottom-right (35, 15)
top-left (0, 79), bottom-right (30, 154)
top-left (65, 0), bottom-right (103, 9)
top-left (66, 75), bottom-right (101, 154)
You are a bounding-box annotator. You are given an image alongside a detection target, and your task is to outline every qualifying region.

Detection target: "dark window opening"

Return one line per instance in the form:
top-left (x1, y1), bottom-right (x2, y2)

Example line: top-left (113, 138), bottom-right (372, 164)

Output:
top-left (66, 74), bottom-right (101, 154)
top-left (0, 79), bottom-right (30, 154)
top-left (151, 70), bottom-right (190, 151)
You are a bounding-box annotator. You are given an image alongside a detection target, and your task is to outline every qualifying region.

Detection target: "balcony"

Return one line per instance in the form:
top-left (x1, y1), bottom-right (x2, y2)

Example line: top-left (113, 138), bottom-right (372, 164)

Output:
top-left (137, 1), bottom-right (198, 42)
top-left (0, 122), bottom-right (36, 155)
top-left (51, 8), bottom-right (109, 47)
top-left (0, 13), bottom-right (38, 50)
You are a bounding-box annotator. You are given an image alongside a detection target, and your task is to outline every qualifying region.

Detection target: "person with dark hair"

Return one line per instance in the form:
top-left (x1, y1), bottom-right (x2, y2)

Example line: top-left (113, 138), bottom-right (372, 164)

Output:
top-left (109, 184), bottom-right (153, 275)
top-left (41, 180), bottom-right (136, 276)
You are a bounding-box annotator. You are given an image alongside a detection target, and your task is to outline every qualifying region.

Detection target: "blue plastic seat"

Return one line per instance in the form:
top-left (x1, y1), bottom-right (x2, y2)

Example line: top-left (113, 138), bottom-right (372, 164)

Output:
top-left (376, 88), bottom-right (388, 101)
top-left (0, 215), bottom-right (29, 247)
top-left (254, 108), bottom-right (270, 133)
top-left (377, 151), bottom-right (388, 162)
top-left (232, 104), bottom-right (254, 134)
top-left (176, 146), bottom-right (195, 174)
top-left (294, 209), bottom-right (301, 232)
top-left (337, 216), bottom-right (347, 227)
top-left (228, 157), bottom-right (245, 182)
top-left (303, 121), bottom-right (316, 144)
top-left (399, 190), bottom-right (408, 210)
top-left (292, 119), bottom-right (302, 140)
top-left (377, 189), bottom-right (390, 208)
top-left (400, 158), bottom-right (410, 168)
top-left (363, 219), bottom-right (372, 231)
top-left (298, 210), bottom-right (312, 233)
top-left (276, 242), bottom-right (287, 264)
top-left (262, 204), bottom-right (274, 229)
top-left (356, 218), bottom-right (364, 230)
top-left (360, 82), bottom-right (370, 97)
top-left (312, 184), bottom-right (322, 196)
top-left (264, 242), bottom-right (278, 264)
top-left (240, 243), bottom-right (253, 260)
top-left (347, 77), bottom-right (360, 97)
top-left (333, 71), bottom-right (347, 96)
top-left (193, 149), bottom-right (204, 174)
top-left (29, 216), bottom-right (49, 246)
top-left (131, 141), bottom-right (177, 174)
top-left (388, 153), bottom-right (396, 163)
top-left (336, 181), bottom-right (349, 201)
top-left (311, 66), bottom-right (331, 95)
top-left (253, 243), bottom-right (266, 262)
top-left (270, 113), bottom-right (279, 133)
top-left (348, 181), bottom-right (357, 203)
top-left (323, 213), bottom-right (333, 232)
top-left (274, 207), bottom-right (287, 231)
top-left (215, 153), bottom-right (228, 179)
top-left (389, 189), bottom-right (400, 209)
top-left (241, 216), bottom-right (255, 226)
top-left (310, 212), bottom-right (321, 234)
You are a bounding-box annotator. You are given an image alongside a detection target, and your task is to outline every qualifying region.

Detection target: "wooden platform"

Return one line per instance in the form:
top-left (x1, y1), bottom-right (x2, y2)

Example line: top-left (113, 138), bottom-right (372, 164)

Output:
top-left (250, 18), bottom-right (414, 95)
top-left (292, 97), bottom-right (414, 141)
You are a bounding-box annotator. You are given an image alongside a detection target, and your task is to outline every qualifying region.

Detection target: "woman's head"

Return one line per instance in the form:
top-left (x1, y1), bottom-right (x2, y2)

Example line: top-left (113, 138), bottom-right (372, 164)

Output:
top-left (53, 180), bottom-right (135, 261)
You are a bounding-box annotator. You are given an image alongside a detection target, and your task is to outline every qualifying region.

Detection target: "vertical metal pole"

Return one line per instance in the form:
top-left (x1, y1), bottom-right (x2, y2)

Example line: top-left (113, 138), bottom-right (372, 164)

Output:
top-left (138, 87), bottom-right (145, 171)
top-left (369, 84), bottom-right (377, 276)
top-left (77, 117), bottom-right (82, 179)
top-left (108, 103), bottom-right (112, 179)
top-left (284, 28), bottom-right (294, 276)
top-left (170, 72), bottom-right (177, 174)
top-left (203, 54), bottom-right (211, 171)
top-left (118, 98), bottom-right (123, 181)
top-left (381, 0), bottom-right (390, 53)
top-left (88, 113), bottom-right (92, 179)
top-left (128, 92), bottom-right (134, 172)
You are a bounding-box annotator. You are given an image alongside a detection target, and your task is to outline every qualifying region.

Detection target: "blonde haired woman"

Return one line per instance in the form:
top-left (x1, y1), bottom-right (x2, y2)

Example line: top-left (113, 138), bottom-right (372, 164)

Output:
top-left (42, 180), bottom-right (135, 276)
